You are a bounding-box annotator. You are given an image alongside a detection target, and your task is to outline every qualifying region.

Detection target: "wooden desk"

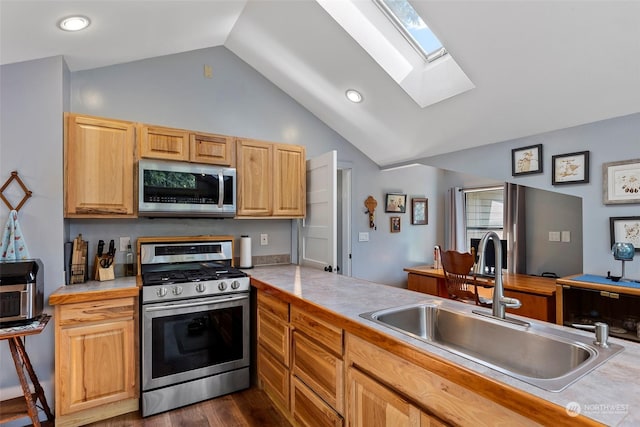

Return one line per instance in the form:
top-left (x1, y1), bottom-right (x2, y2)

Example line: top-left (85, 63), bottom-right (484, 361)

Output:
top-left (404, 266), bottom-right (557, 322)
top-left (0, 314), bottom-right (54, 427)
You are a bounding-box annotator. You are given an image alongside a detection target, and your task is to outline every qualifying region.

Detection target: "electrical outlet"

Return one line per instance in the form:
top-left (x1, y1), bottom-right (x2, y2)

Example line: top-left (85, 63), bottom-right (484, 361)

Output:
top-left (260, 234), bottom-right (268, 246)
top-left (119, 237), bottom-right (131, 251)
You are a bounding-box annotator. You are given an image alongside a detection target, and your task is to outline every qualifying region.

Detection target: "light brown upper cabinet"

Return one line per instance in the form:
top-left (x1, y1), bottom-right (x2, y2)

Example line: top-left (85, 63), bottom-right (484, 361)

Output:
top-left (65, 113), bottom-right (137, 218)
top-left (139, 125), bottom-right (233, 166)
top-left (236, 139), bottom-right (306, 218)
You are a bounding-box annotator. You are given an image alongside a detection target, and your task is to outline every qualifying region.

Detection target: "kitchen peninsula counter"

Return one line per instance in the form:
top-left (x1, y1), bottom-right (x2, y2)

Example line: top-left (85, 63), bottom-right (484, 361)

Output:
top-left (248, 264), bottom-right (640, 426)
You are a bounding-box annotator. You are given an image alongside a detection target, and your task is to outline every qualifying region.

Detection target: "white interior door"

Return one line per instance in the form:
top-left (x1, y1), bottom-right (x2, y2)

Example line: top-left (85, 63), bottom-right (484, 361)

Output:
top-left (301, 151), bottom-right (337, 272)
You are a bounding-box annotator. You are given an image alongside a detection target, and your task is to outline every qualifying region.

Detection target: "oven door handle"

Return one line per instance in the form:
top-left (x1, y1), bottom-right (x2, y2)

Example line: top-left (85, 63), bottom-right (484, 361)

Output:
top-left (144, 294), bottom-right (248, 312)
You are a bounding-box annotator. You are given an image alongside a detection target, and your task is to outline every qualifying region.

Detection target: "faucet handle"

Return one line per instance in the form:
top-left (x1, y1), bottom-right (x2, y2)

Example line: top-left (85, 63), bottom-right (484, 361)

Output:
top-left (500, 296), bottom-right (522, 309)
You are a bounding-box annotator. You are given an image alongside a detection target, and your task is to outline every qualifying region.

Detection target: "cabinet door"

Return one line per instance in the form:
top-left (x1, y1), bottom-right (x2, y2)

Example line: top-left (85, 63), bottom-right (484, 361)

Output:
top-left (236, 139), bottom-right (272, 216)
top-left (258, 308), bottom-right (290, 367)
top-left (57, 318), bottom-right (136, 415)
top-left (139, 125), bottom-right (190, 161)
top-left (258, 346), bottom-right (290, 414)
top-left (273, 143), bottom-right (306, 216)
top-left (65, 114), bottom-right (136, 217)
top-left (348, 367), bottom-right (421, 427)
top-left (190, 132), bottom-right (233, 165)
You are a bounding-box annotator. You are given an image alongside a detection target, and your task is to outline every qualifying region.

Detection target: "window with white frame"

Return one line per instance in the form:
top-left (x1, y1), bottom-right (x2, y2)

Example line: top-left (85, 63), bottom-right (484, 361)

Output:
top-left (464, 186), bottom-right (504, 250)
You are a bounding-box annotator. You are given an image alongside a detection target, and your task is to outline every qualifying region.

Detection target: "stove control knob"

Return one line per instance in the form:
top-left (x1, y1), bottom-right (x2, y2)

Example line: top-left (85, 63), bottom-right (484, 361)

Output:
top-left (218, 281), bottom-right (227, 291)
top-left (172, 285), bottom-right (183, 296)
top-left (156, 287), bottom-right (168, 298)
top-left (231, 280), bottom-right (241, 290)
top-left (196, 283), bottom-right (207, 293)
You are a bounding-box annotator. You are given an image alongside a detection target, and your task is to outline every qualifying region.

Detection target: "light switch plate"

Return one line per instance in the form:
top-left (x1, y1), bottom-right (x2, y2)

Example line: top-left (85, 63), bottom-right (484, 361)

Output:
top-left (561, 231), bottom-right (571, 242)
top-left (359, 232), bottom-right (369, 242)
top-left (549, 231), bottom-right (561, 242)
top-left (119, 236), bottom-right (131, 251)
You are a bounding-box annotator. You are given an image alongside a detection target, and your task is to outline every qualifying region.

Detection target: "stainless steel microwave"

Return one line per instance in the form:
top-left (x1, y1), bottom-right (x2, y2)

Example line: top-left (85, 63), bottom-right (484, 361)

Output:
top-left (138, 159), bottom-right (236, 217)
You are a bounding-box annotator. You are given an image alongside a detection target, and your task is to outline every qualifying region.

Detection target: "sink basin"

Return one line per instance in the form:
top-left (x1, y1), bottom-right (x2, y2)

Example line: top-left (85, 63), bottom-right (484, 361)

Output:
top-left (360, 302), bottom-right (623, 392)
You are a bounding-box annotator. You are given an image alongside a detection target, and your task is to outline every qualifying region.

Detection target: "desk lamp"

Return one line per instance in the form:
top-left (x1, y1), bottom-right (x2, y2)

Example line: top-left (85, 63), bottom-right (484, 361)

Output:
top-left (612, 242), bottom-right (634, 281)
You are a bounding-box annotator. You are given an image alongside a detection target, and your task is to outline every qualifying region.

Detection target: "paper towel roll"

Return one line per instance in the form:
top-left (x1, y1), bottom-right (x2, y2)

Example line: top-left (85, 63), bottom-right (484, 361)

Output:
top-left (240, 235), bottom-right (253, 268)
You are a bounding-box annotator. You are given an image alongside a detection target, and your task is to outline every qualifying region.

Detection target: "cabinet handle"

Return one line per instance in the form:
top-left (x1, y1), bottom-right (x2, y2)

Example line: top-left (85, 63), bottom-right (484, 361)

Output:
top-left (76, 207), bottom-right (128, 214)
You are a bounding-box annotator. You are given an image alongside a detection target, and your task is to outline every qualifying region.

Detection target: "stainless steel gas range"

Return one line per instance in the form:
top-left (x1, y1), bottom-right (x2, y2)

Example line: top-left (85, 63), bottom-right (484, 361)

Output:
top-left (139, 237), bottom-right (250, 417)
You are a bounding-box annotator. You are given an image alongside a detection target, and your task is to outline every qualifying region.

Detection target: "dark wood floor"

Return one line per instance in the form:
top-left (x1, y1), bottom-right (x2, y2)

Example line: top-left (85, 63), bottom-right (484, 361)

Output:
top-left (36, 387), bottom-right (291, 427)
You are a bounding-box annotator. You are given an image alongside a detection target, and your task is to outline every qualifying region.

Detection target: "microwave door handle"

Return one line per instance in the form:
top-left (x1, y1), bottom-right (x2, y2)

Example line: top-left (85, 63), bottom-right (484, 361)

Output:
top-left (218, 171), bottom-right (224, 208)
top-left (20, 288), bottom-right (31, 318)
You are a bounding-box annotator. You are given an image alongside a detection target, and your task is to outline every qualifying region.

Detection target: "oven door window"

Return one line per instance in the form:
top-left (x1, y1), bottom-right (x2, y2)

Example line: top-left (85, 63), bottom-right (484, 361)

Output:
top-left (150, 305), bottom-right (244, 379)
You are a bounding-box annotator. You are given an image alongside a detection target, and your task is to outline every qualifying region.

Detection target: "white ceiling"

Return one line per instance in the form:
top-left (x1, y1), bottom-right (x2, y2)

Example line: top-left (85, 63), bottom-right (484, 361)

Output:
top-left (2, 0), bottom-right (639, 168)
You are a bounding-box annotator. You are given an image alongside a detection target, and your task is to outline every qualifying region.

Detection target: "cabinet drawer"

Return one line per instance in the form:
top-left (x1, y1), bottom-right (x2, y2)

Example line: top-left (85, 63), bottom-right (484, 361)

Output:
top-left (258, 346), bottom-right (290, 413)
top-left (292, 376), bottom-right (343, 427)
top-left (258, 291), bottom-right (289, 322)
top-left (190, 132), bottom-right (233, 166)
top-left (291, 306), bottom-right (342, 355)
top-left (139, 125), bottom-right (190, 161)
top-left (292, 331), bottom-right (344, 414)
top-left (258, 308), bottom-right (290, 367)
top-left (58, 297), bottom-right (135, 326)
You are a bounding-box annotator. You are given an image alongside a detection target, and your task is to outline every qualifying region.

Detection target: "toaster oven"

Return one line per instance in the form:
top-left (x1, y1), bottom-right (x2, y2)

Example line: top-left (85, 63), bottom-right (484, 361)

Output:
top-left (0, 259), bottom-right (44, 326)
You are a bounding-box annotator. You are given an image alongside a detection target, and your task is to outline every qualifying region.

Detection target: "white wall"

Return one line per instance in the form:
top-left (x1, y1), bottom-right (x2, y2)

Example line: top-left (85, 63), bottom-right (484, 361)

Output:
top-left (422, 113), bottom-right (640, 279)
top-left (0, 56), bottom-right (68, 420)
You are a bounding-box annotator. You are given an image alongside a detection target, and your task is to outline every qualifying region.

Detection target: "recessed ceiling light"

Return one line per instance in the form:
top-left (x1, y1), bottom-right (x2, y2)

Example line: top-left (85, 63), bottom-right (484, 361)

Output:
top-left (345, 89), bottom-right (363, 103)
top-left (58, 15), bottom-right (91, 32)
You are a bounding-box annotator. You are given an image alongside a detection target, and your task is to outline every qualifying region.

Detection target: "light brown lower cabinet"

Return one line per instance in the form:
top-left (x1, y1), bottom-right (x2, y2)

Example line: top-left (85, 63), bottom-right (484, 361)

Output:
top-left (53, 296), bottom-right (138, 427)
top-left (257, 291), bottom-right (291, 415)
top-left (348, 367), bottom-right (446, 427)
top-left (345, 333), bottom-right (538, 427)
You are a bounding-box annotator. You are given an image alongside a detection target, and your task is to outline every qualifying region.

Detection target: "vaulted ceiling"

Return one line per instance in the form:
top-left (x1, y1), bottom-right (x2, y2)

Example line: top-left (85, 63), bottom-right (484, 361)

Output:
top-left (2, 0), bottom-right (639, 167)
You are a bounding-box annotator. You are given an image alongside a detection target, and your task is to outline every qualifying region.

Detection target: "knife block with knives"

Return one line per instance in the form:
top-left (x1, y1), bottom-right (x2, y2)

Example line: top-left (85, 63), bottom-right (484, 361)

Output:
top-left (70, 234), bottom-right (88, 284)
top-left (94, 239), bottom-right (115, 282)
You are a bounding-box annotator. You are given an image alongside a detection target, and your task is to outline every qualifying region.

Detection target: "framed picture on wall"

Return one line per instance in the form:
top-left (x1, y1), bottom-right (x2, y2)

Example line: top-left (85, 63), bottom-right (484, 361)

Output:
top-left (411, 198), bottom-right (428, 225)
top-left (385, 193), bottom-right (407, 213)
top-left (390, 216), bottom-right (401, 233)
top-left (610, 216), bottom-right (640, 251)
top-left (603, 159), bottom-right (640, 204)
top-left (552, 151), bottom-right (589, 185)
top-left (512, 144), bottom-right (543, 176)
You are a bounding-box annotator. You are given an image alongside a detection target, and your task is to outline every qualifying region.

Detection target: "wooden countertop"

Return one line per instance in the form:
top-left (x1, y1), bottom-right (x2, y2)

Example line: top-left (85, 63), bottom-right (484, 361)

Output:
top-left (248, 264), bottom-right (640, 426)
top-left (49, 276), bottom-right (140, 305)
top-left (404, 265), bottom-right (556, 296)
top-left (557, 274), bottom-right (640, 296)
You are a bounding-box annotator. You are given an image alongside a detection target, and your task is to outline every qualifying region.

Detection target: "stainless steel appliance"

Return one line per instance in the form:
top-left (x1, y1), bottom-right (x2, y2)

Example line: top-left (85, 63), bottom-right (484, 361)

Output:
top-left (0, 259), bottom-right (44, 326)
top-left (140, 238), bottom-right (250, 416)
top-left (138, 159), bottom-right (236, 217)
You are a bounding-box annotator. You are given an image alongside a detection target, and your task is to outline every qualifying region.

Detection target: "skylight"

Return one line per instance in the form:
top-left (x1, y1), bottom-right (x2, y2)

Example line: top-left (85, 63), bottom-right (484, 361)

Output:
top-left (374, 0), bottom-right (447, 62)
top-left (316, 0), bottom-right (475, 108)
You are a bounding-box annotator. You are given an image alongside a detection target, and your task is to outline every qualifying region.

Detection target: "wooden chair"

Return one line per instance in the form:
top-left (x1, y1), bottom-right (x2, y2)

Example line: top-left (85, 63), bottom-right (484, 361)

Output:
top-left (440, 249), bottom-right (492, 307)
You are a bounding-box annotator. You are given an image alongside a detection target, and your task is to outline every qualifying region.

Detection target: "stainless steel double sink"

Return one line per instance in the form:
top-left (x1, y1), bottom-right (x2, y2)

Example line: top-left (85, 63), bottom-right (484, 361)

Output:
top-left (360, 301), bottom-right (623, 392)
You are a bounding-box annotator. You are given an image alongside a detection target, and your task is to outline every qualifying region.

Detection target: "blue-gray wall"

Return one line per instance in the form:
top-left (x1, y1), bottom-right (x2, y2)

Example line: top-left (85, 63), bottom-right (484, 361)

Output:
top-left (422, 113), bottom-right (640, 279)
top-left (0, 55), bottom-right (68, 415)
